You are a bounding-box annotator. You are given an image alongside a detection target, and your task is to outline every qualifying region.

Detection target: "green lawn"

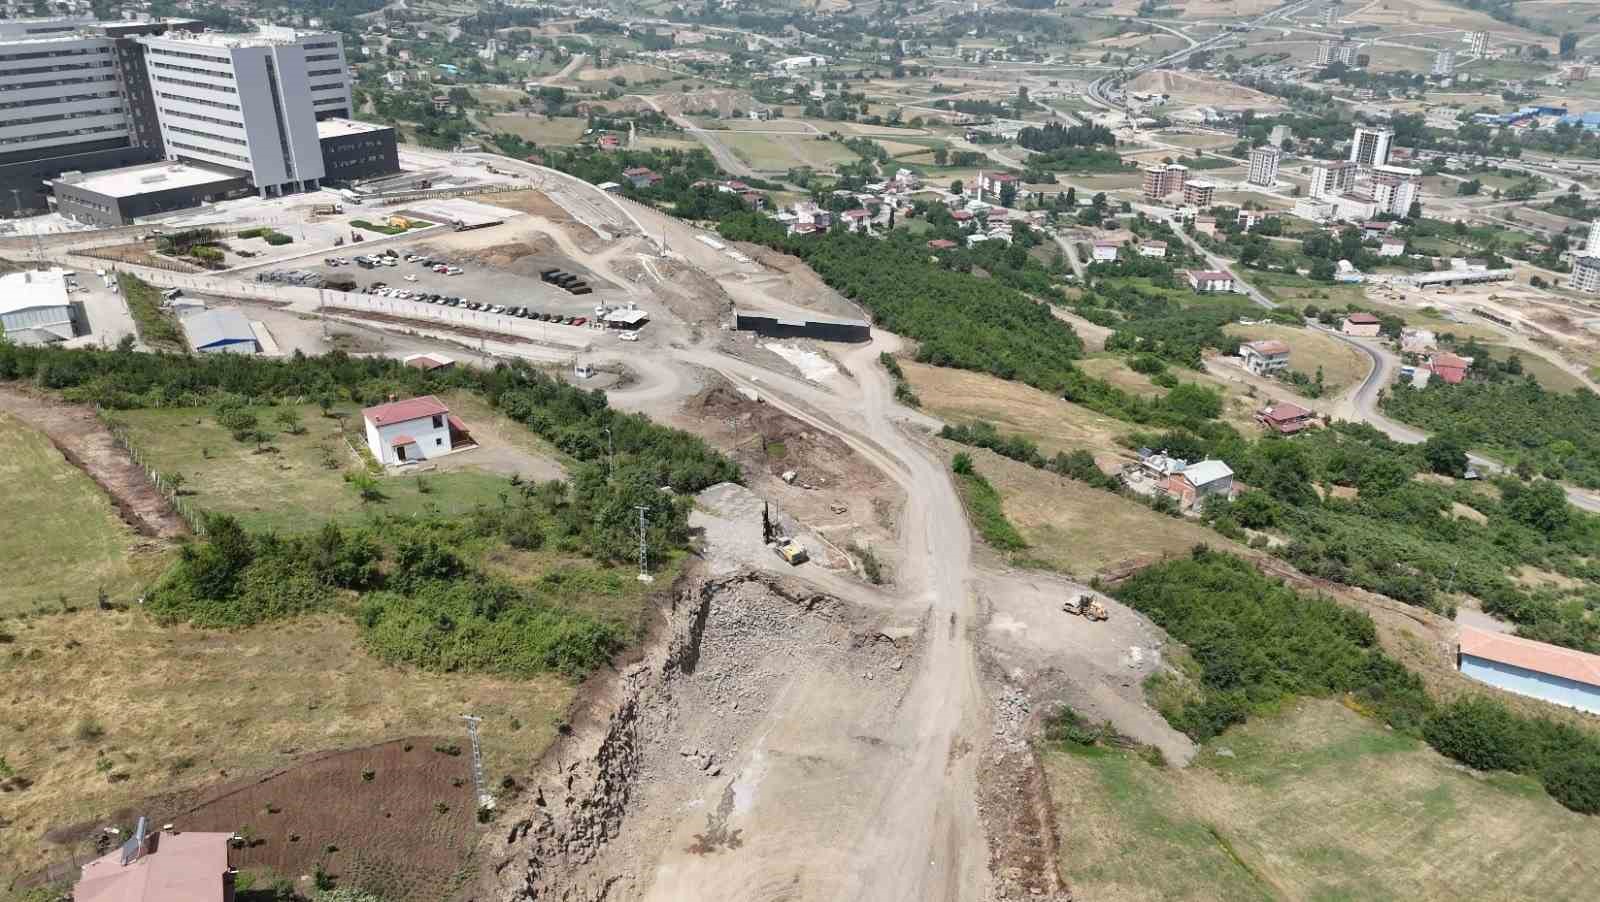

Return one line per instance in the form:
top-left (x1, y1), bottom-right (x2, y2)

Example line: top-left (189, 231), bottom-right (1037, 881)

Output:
top-left (112, 404), bottom-right (514, 533)
top-left (1048, 699), bottom-right (1600, 901)
top-left (1248, 269), bottom-right (1367, 307)
top-left (0, 412), bottom-right (170, 614)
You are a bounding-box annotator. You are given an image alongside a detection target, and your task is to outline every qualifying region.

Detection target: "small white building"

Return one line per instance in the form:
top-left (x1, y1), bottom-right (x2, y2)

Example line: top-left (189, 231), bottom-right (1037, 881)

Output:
top-left (1186, 269), bottom-right (1235, 293)
top-left (1091, 241), bottom-right (1119, 262)
top-left (0, 269), bottom-right (76, 345)
top-left (1138, 240), bottom-right (1167, 258)
top-left (362, 395), bottom-right (466, 465)
top-left (1379, 237), bottom-right (1406, 257)
top-left (1240, 339), bottom-right (1291, 376)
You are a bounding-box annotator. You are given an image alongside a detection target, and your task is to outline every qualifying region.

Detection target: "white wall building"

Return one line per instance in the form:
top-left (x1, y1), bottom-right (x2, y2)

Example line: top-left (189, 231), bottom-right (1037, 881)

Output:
top-left (1349, 127), bottom-right (1393, 169)
top-left (1371, 166), bottom-right (1421, 216)
top-left (1309, 161), bottom-right (1358, 200)
top-left (1586, 219), bottom-right (1600, 255)
top-left (138, 27), bottom-right (352, 196)
top-left (1572, 255), bottom-right (1600, 294)
top-left (362, 395), bottom-right (457, 465)
top-left (1247, 146), bottom-right (1281, 187)
top-left (0, 18), bottom-right (132, 166)
top-left (0, 268), bottom-right (75, 344)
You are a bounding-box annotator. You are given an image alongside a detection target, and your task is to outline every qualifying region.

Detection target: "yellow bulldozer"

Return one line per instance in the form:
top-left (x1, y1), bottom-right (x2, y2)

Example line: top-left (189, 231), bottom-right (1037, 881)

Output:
top-left (1063, 594), bottom-right (1108, 621)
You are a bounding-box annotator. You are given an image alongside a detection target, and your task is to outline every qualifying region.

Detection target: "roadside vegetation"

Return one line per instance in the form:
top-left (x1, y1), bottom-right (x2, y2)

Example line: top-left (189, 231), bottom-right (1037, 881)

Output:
top-left (1115, 548), bottom-right (1600, 815)
top-left (950, 452), bottom-right (1027, 551)
top-left (117, 273), bottom-right (183, 350)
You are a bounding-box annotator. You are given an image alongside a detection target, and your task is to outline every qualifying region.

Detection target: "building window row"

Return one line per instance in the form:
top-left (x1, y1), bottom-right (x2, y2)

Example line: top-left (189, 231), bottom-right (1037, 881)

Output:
top-left (145, 46), bottom-right (231, 66)
top-left (0, 46), bottom-right (111, 63)
top-left (310, 81), bottom-right (346, 92)
top-left (312, 96), bottom-right (346, 107)
top-left (160, 105), bottom-right (244, 130)
top-left (164, 123), bottom-right (247, 147)
top-left (153, 75), bottom-right (239, 96)
top-left (168, 139), bottom-right (249, 164)
top-left (0, 88), bottom-right (122, 111)
top-left (304, 41), bottom-right (339, 51)
top-left (0, 122), bottom-right (126, 146)
top-left (307, 66), bottom-right (343, 77)
top-left (1, 105), bottom-right (124, 128)
top-left (150, 59), bottom-right (235, 81)
top-left (156, 90), bottom-right (241, 112)
top-left (0, 73), bottom-right (118, 93)
top-left (0, 59), bottom-right (115, 77)
top-left (305, 52), bottom-right (342, 62)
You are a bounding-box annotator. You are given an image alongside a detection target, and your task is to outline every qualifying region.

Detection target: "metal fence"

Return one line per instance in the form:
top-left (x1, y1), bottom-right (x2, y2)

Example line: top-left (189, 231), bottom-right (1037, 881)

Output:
top-left (100, 413), bottom-right (208, 536)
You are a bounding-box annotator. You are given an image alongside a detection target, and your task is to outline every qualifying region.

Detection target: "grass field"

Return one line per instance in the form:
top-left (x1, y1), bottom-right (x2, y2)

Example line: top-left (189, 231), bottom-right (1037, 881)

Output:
top-left (0, 608), bottom-right (576, 881)
top-left (1224, 323), bottom-right (1370, 395)
top-left (1048, 698), bottom-right (1600, 901)
top-left (482, 114), bottom-right (589, 145)
top-left (0, 412), bottom-right (170, 615)
top-left (113, 403), bottom-right (512, 533)
top-left (1248, 270), bottom-right (1367, 307)
top-left (1482, 343), bottom-right (1589, 393)
top-left (902, 361), bottom-right (1133, 462)
top-left (720, 131), bottom-right (857, 170)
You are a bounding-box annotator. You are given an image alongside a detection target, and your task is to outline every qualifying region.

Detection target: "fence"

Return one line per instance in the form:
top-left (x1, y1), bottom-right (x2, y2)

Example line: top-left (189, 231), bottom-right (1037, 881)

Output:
top-left (99, 413), bottom-right (208, 537)
top-left (370, 181), bottom-right (535, 207)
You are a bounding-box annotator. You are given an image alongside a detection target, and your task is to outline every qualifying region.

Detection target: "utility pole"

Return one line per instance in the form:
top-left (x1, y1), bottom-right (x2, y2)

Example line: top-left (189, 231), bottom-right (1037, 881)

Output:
top-left (461, 714), bottom-right (493, 810)
top-left (9, 188), bottom-right (20, 217)
top-left (634, 504), bottom-right (653, 583)
top-left (603, 426), bottom-right (614, 479)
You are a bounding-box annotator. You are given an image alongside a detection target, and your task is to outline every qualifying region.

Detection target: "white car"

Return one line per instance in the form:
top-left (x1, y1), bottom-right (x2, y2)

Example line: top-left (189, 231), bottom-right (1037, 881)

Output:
top-left (445, 266), bottom-right (463, 275)
top-left (619, 330), bottom-right (640, 342)
top-left (404, 274), bottom-right (418, 282)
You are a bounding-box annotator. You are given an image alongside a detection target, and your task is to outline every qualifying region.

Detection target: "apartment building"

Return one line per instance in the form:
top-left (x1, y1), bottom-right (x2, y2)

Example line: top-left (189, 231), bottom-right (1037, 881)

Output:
top-left (1572, 255), bottom-right (1600, 294)
top-left (1315, 41), bottom-right (1356, 66)
top-left (1349, 126), bottom-right (1393, 168)
top-left (1371, 164), bottom-right (1421, 216)
top-left (1309, 161), bottom-right (1358, 200)
top-left (1141, 162), bottom-right (1188, 201)
top-left (1183, 179), bottom-right (1215, 206)
top-left (1432, 49), bottom-right (1455, 77)
top-left (139, 26), bottom-right (352, 197)
top-left (1247, 145), bottom-right (1281, 187)
top-left (0, 16), bottom-right (194, 212)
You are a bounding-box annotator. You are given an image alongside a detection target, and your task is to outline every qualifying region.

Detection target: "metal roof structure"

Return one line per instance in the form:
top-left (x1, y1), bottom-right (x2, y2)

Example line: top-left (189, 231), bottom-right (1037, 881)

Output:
top-left (1181, 460), bottom-right (1234, 487)
top-left (1460, 626), bottom-right (1600, 690)
top-left (180, 308), bottom-right (257, 354)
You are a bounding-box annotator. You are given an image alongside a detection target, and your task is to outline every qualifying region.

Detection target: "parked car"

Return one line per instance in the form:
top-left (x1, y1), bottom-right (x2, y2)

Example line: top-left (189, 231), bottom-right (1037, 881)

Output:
top-left (404, 274), bottom-right (418, 282)
top-left (572, 317), bottom-right (586, 327)
top-left (619, 330), bottom-right (640, 342)
top-left (445, 266), bottom-right (463, 275)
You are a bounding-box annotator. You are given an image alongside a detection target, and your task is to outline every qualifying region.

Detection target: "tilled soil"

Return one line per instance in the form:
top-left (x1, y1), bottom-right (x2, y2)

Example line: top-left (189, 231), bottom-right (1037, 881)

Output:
top-left (0, 385), bottom-right (187, 539)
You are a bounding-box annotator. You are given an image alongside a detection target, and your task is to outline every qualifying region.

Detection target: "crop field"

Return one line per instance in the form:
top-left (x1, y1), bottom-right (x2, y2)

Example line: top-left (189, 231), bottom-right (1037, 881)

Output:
top-left (0, 412), bottom-right (170, 615)
top-left (0, 608), bottom-right (576, 887)
top-left (482, 115), bottom-right (589, 146)
top-left (902, 362), bottom-right (1132, 462)
top-left (111, 403), bottom-right (515, 534)
top-left (720, 131), bottom-right (858, 170)
top-left (1247, 270), bottom-right (1367, 307)
top-left (1048, 699), bottom-right (1600, 901)
top-left (1224, 323), bottom-right (1371, 395)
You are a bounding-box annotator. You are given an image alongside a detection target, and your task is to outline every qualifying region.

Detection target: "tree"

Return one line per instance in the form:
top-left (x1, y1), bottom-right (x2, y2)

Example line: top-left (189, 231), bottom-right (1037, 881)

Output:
top-left (1504, 480), bottom-right (1571, 535)
top-left (950, 179), bottom-right (964, 195)
top-left (276, 407), bottom-right (306, 435)
top-left (1406, 200), bottom-right (1422, 220)
top-left (999, 181), bottom-right (1017, 208)
top-left (1420, 433), bottom-right (1468, 478)
top-left (1560, 33), bottom-right (1580, 59)
top-left (1457, 179), bottom-right (1482, 196)
top-left (933, 146), bottom-right (949, 166)
top-left (163, 471), bottom-right (187, 497)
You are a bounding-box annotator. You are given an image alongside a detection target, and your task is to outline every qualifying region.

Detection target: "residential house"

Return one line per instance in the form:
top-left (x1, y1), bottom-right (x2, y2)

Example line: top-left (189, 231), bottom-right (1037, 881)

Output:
top-left (383, 70), bottom-right (407, 89)
top-left (75, 824), bottom-right (237, 902)
top-left (1091, 241), bottom-right (1120, 262)
top-left (1360, 220), bottom-right (1396, 240)
top-left (598, 134), bottom-right (622, 150)
top-left (1195, 216), bottom-right (1217, 237)
top-left (1162, 459), bottom-right (1235, 509)
top-left (362, 395), bottom-right (471, 465)
top-left (1237, 209), bottom-right (1263, 231)
top-left (1186, 269), bottom-right (1235, 293)
top-left (1256, 401), bottom-right (1317, 434)
top-left (1428, 352), bottom-right (1471, 384)
top-left (1379, 237), bottom-right (1406, 257)
top-left (840, 208), bottom-right (871, 232)
top-left (1138, 240), bottom-right (1168, 258)
top-left (927, 239), bottom-right (958, 250)
top-left (1342, 312), bottom-right (1381, 337)
top-left (1240, 339), bottom-right (1291, 376)
top-left (979, 171), bottom-right (1020, 197)
top-left (622, 167), bottom-right (662, 189)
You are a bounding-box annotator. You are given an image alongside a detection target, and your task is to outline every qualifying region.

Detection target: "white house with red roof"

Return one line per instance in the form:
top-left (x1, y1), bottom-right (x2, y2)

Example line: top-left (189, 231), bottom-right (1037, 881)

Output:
top-left (1459, 625), bottom-right (1600, 715)
top-left (362, 394), bottom-right (471, 465)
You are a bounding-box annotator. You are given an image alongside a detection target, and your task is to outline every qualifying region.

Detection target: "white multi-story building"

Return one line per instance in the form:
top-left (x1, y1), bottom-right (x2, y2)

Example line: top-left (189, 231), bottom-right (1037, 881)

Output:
top-left (1309, 161), bottom-right (1358, 200)
top-left (1468, 31), bottom-right (1488, 57)
top-left (1268, 124), bottom-right (1290, 148)
top-left (1349, 127), bottom-right (1393, 168)
top-left (1247, 146), bottom-right (1281, 187)
top-left (139, 27), bottom-right (352, 197)
top-left (1571, 255), bottom-right (1600, 294)
top-left (1433, 49), bottom-right (1455, 77)
top-left (1371, 164), bottom-right (1422, 216)
top-left (1586, 219), bottom-right (1600, 255)
top-left (1316, 41), bottom-right (1357, 66)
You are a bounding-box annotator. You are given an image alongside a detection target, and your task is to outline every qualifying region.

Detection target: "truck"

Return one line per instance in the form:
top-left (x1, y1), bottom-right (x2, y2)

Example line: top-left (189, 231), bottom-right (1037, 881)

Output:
top-left (312, 203), bottom-right (343, 215)
top-left (1062, 594), bottom-right (1108, 621)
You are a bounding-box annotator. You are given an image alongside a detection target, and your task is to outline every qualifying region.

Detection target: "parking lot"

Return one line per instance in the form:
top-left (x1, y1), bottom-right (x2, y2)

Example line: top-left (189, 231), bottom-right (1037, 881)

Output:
top-left (302, 245), bottom-right (627, 326)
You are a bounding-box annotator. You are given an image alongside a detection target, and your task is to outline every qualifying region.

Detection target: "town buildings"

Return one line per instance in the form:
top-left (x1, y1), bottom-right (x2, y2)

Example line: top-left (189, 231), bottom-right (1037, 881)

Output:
top-left (1350, 126), bottom-right (1394, 168)
top-left (0, 268), bottom-right (77, 345)
top-left (1141, 162), bottom-right (1188, 200)
top-left (1571, 255), bottom-right (1600, 293)
top-left (1240, 339), bottom-right (1291, 376)
top-left (1433, 49), bottom-right (1455, 77)
top-left (1309, 161), bottom-right (1358, 200)
top-left (1315, 41), bottom-right (1357, 66)
top-left (1247, 146), bottom-right (1281, 187)
top-left (1459, 626), bottom-right (1600, 715)
top-left (1183, 179), bottom-right (1215, 206)
top-left (1342, 312), bottom-right (1381, 337)
top-left (362, 395), bottom-right (469, 465)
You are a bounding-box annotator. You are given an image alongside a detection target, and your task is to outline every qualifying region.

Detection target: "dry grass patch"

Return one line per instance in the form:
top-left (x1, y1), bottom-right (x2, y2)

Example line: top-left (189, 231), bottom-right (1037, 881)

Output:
top-left (0, 412), bottom-right (171, 615)
top-left (1225, 323), bottom-right (1370, 395)
top-left (0, 610), bottom-right (572, 878)
top-left (1077, 356), bottom-right (1162, 397)
top-left (1514, 565), bottom-right (1587, 591)
top-left (901, 362), bottom-right (1131, 460)
top-left (1047, 699), bottom-right (1600, 902)
top-left (482, 115), bottom-right (589, 145)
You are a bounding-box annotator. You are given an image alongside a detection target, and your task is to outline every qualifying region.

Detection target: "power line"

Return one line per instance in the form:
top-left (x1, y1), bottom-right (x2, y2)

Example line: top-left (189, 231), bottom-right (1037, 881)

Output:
top-left (635, 504), bottom-right (653, 583)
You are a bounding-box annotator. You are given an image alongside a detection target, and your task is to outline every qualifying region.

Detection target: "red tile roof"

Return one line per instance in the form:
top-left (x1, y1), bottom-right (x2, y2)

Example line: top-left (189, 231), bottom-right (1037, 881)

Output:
top-left (1244, 339), bottom-right (1290, 355)
top-left (391, 434), bottom-right (416, 445)
top-left (1345, 312), bottom-right (1380, 324)
top-left (363, 394), bottom-right (449, 426)
top-left (1259, 401), bottom-right (1312, 422)
top-left (76, 830), bottom-right (234, 902)
top-left (1460, 625), bottom-right (1600, 690)
top-left (927, 239), bottom-right (957, 249)
top-left (1188, 269), bottom-right (1233, 281)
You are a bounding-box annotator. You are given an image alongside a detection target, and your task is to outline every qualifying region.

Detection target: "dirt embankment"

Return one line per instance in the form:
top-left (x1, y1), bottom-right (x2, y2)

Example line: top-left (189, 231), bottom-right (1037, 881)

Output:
top-left (0, 385), bottom-right (187, 539)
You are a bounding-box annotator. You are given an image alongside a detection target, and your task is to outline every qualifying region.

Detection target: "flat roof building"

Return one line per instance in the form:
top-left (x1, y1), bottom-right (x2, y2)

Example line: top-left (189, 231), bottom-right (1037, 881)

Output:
top-left (316, 118), bottom-right (399, 183)
top-left (75, 826), bottom-right (236, 902)
top-left (181, 308), bottom-right (259, 354)
top-left (53, 161), bottom-right (250, 226)
top-left (0, 269), bottom-right (77, 344)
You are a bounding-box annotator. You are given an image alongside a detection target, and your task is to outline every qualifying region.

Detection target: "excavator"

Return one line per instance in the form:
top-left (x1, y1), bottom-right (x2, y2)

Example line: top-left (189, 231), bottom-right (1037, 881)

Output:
top-left (1063, 594), bottom-right (1109, 622)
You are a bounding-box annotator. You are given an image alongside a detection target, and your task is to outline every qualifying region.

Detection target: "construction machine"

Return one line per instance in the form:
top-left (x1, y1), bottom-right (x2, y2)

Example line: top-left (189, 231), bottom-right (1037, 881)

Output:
top-left (774, 538), bottom-right (809, 565)
top-left (1063, 594), bottom-right (1108, 621)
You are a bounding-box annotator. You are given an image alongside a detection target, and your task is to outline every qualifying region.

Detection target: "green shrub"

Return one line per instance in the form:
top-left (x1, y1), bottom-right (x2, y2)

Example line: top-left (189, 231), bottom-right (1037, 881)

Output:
top-left (1422, 697), bottom-right (1534, 773)
top-left (1542, 755), bottom-right (1600, 814)
top-left (953, 464), bottom-right (1027, 551)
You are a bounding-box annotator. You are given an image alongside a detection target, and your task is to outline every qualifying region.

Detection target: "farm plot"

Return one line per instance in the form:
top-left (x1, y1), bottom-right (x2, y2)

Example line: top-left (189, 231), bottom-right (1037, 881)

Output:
top-left (482, 115), bottom-right (589, 146)
top-left (0, 411), bottom-right (170, 615)
top-left (1224, 322), bottom-right (1371, 396)
top-left (719, 132), bottom-right (859, 170)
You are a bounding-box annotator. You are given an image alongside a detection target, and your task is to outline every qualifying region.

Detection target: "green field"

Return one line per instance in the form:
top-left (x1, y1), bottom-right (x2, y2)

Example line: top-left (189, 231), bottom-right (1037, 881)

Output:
top-left (1049, 699), bottom-right (1600, 901)
top-left (1248, 269), bottom-right (1367, 307)
top-left (0, 413), bottom-right (169, 614)
top-left (720, 131), bottom-right (858, 170)
top-left (113, 404), bottom-right (512, 534)
top-left (483, 114), bottom-right (589, 145)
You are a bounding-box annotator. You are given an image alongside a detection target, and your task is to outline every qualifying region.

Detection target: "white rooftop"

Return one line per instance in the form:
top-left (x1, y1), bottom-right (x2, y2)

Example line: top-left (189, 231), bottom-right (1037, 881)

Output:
top-left (316, 118), bottom-right (389, 139)
top-left (1183, 459), bottom-right (1235, 486)
top-left (0, 269), bottom-right (70, 315)
top-left (142, 26), bottom-right (334, 48)
top-left (61, 162), bottom-right (242, 199)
